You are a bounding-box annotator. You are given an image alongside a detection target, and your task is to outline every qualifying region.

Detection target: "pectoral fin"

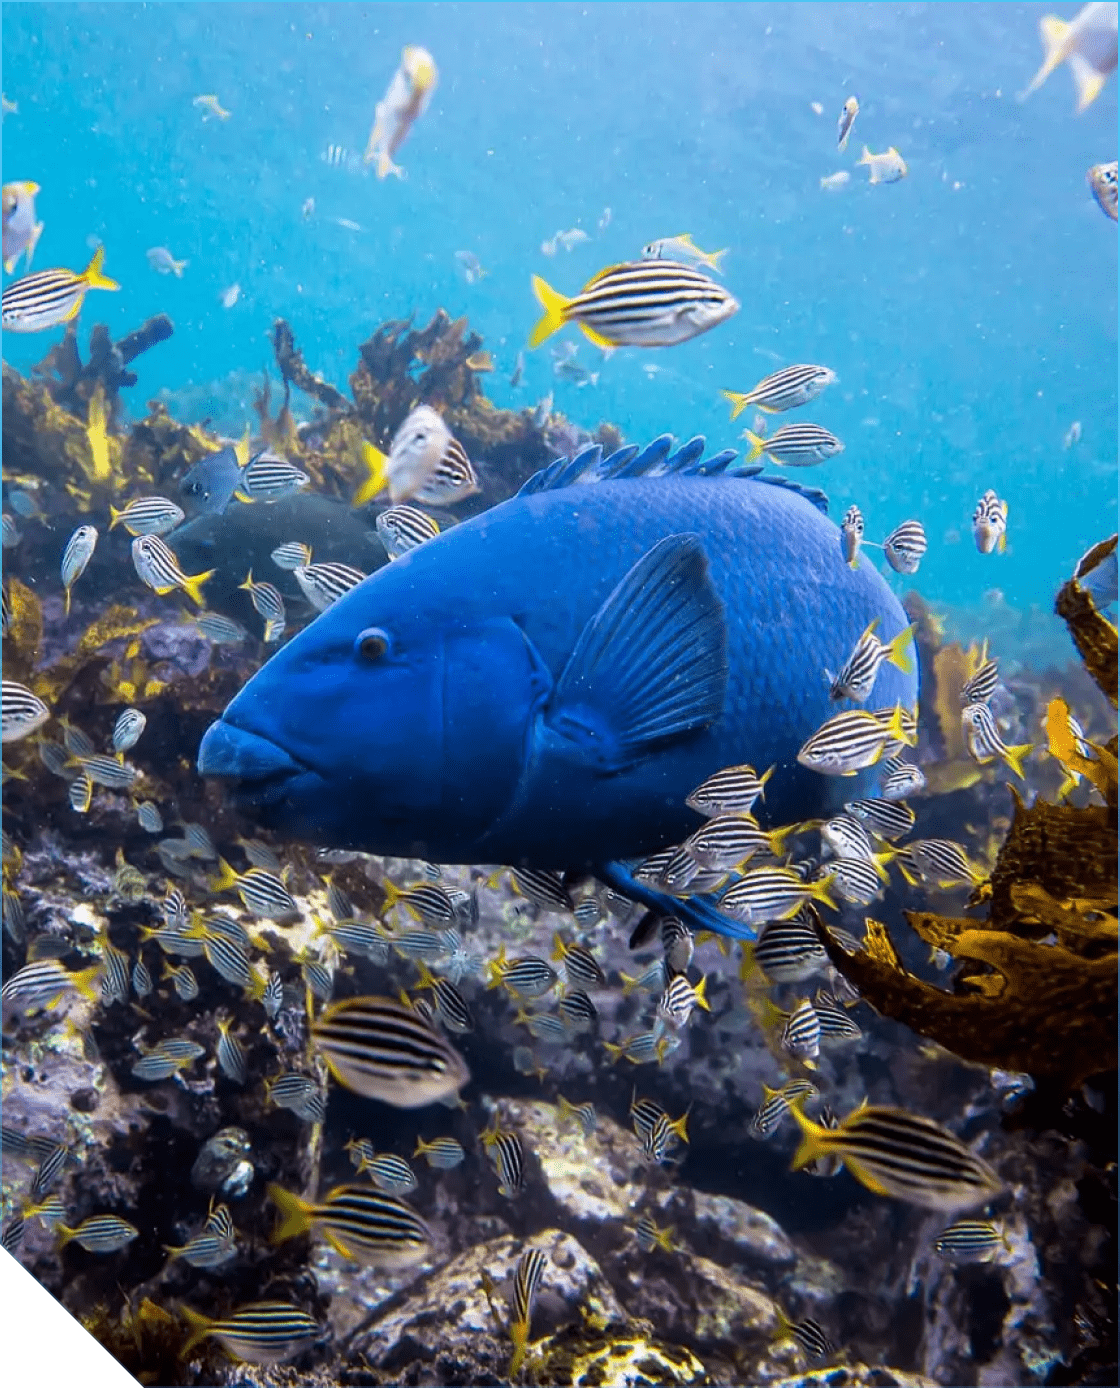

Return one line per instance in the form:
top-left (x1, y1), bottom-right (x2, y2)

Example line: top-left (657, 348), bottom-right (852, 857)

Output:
top-left (547, 533), bottom-right (727, 772)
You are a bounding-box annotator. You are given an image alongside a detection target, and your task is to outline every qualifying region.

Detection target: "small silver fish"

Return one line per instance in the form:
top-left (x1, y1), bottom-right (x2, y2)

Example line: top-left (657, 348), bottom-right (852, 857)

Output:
top-left (109, 495), bottom-right (185, 536)
top-left (132, 535), bottom-right (213, 607)
top-left (972, 490), bottom-right (1008, 555)
top-left (293, 561), bottom-right (366, 613)
top-left (112, 708), bottom-right (147, 753)
top-left (840, 505), bottom-right (864, 569)
top-left (882, 520), bottom-right (928, 575)
top-left (60, 525), bottom-right (98, 615)
top-left (837, 96), bottom-right (859, 150)
top-left (857, 145), bottom-right (907, 184)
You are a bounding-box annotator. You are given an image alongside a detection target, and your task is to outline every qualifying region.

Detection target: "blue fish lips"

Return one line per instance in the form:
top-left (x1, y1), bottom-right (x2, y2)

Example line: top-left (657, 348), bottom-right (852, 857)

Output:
top-left (197, 718), bottom-right (307, 801)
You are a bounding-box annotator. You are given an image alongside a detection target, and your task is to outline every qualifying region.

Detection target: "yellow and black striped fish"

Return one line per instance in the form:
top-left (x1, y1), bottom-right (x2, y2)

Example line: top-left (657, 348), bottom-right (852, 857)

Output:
top-left (2, 247), bottom-right (119, 332)
top-left (529, 260), bottom-right (738, 350)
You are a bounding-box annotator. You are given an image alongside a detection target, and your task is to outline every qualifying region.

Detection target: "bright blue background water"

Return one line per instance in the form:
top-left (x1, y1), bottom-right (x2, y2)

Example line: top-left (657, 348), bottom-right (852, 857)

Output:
top-left (3, 2), bottom-right (1116, 617)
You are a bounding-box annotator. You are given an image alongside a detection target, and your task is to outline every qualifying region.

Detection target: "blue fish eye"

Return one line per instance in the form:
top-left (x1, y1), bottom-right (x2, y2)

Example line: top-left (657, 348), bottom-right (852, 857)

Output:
top-left (356, 627), bottom-right (390, 661)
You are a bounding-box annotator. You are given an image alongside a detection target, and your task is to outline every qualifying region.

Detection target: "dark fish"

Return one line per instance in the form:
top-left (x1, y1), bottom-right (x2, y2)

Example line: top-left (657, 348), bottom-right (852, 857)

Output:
top-left (934, 1217), bottom-right (1010, 1263)
top-left (509, 1245), bottom-right (548, 1373)
top-left (180, 436), bottom-right (250, 517)
top-left (752, 917), bottom-right (828, 983)
top-left (485, 1128), bottom-right (525, 1197)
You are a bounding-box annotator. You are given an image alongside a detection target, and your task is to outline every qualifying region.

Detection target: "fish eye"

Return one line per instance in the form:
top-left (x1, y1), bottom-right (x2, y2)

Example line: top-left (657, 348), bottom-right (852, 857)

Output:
top-left (356, 627), bottom-right (390, 661)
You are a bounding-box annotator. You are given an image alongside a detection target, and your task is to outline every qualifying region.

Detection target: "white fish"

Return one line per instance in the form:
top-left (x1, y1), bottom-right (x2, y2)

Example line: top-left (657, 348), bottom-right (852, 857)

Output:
top-left (642, 233), bottom-right (726, 273)
top-left (836, 96), bottom-right (859, 151)
top-left (541, 228), bottom-right (588, 255)
top-left (335, 217), bottom-right (362, 232)
top-left (364, 45), bottom-right (438, 179)
top-left (301, 197), bottom-right (315, 220)
top-left (820, 171), bottom-right (851, 192)
top-left (147, 246), bottom-right (188, 277)
top-left (1019, 2), bottom-right (1118, 112)
top-left (2, 181), bottom-right (43, 274)
top-left (1064, 420), bottom-right (1083, 449)
top-left (193, 94), bottom-right (230, 120)
top-left (857, 146), bottom-right (907, 184)
top-left (598, 207), bottom-right (612, 231)
top-left (220, 283), bottom-right (240, 309)
top-left (455, 250), bottom-right (487, 283)
top-left (358, 405), bottom-right (479, 508)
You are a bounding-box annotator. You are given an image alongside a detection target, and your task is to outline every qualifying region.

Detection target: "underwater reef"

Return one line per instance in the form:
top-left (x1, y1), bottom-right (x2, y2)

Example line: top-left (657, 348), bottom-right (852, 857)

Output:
top-left (2, 309), bottom-right (1116, 1387)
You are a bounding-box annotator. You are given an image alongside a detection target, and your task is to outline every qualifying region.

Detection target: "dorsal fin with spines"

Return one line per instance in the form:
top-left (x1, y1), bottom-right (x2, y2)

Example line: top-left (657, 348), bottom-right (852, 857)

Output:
top-left (516, 434), bottom-right (830, 513)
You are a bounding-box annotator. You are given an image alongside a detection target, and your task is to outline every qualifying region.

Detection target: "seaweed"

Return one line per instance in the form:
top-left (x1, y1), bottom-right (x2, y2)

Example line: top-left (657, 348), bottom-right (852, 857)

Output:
top-left (819, 542), bottom-right (1119, 1090)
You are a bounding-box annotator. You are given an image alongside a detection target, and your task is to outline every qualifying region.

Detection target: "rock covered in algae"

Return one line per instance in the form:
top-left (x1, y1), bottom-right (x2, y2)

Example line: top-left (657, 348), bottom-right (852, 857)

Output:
top-left (769, 1370), bottom-right (938, 1388)
top-left (345, 1228), bottom-right (627, 1382)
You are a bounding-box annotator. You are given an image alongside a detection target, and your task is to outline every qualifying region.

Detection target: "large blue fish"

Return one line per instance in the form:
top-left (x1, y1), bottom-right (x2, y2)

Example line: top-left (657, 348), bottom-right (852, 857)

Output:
top-left (198, 435), bottom-right (918, 937)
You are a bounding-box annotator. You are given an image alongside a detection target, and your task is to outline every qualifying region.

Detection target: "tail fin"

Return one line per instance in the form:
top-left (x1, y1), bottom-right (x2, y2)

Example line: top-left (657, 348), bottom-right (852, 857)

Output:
top-left (1001, 741), bottom-right (1033, 781)
top-left (886, 623), bottom-right (917, 676)
top-left (786, 1098), bottom-right (829, 1170)
top-left (704, 246), bottom-right (729, 274)
top-left (721, 389), bottom-right (751, 421)
top-left (528, 275), bottom-right (571, 349)
top-left (807, 875), bottom-right (836, 911)
top-left (179, 567), bottom-right (214, 609)
top-left (81, 246), bottom-right (120, 292)
top-left (353, 442), bottom-right (389, 508)
top-left (266, 1182), bottom-right (314, 1245)
top-left (208, 858), bottom-right (239, 893)
top-left (1070, 52), bottom-right (1108, 112)
top-left (1019, 15), bottom-right (1071, 101)
top-left (177, 1303), bottom-right (216, 1358)
top-left (743, 430), bottom-right (767, 464)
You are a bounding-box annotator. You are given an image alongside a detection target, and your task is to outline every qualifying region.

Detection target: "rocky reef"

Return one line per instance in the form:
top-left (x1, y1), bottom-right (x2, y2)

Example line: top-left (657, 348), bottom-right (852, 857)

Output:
top-left (2, 311), bottom-right (1116, 1386)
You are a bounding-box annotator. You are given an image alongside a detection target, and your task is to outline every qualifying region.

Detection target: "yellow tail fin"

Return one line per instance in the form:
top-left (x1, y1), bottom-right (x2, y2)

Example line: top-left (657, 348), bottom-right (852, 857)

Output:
top-left (1001, 741), bottom-right (1033, 781)
top-left (266, 1182), bottom-right (314, 1245)
top-left (208, 857), bottom-right (239, 893)
top-left (886, 623), bottom-right (917, 676)
top-left (743, 430), bottom-right (767, 464)
top-left (528, 275), bottom-right (571, 349)
top-left (693, 975), bottom-right (710, 1012)
top-left (81, 246), bottom-right (120, 292)
top-left (721, 389), bottom-right (751, 421)
top-left (704, 246), bottom-right (728, 273)
top-left (786, 1099), bottom-right (829, 1170)
top-left (180, 567), bottom-right (215, 609)
top-left (353, 442), bottom-right (389, 508)
top-left (177, 1303), bottom-right (216, 1357)
top-left (1070, 52), bottom-right (1108, 112)
top-left (808, 875), bottom-right (836, 911)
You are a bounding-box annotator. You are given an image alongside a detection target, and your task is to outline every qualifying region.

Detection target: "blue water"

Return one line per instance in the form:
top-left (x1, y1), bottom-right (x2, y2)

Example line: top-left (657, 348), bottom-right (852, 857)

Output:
top-left (3, 2), bottom-right (1116, 614)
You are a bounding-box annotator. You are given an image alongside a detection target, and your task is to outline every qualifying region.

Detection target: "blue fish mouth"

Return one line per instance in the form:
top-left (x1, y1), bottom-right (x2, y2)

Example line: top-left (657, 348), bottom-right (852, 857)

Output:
top-left (197, 719), bottom-right (311, 806)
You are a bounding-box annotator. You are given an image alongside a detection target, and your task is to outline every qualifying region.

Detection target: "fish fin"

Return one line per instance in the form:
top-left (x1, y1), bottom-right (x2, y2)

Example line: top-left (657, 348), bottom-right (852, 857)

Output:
top-left (786, 1101), bottom-right (828, 1169)
top-left (578, 321), bottom-right (616, 349)
top-left (1069, 52), bottom-right (1108, 111)
top-left (548, 534), bottom-right (727, 772)
top-left (1019, 15), bottom-right (1071, 100)
top-left (266, 1182), bottom-right (313, 1244)
top-left (528, 275), bottom-right (571, 348)
top-left (841, 1155), bottom-right (890, 1196)
top-left (177, 1303), bottom-right (215, 1357)
top-left (26, 220), bottom-right (43, 271)
top-left (886, 623), bottom-right (917, 676)
top-left (234, 427), bottom-right (251, 471)
top-left (721, 390), bottom-right (750, 420)
top-left (743, 430), bottom-right (766, 463)
top-left (705, 247), bottom-right (728, 273)
top-left (209, 857), bottom-right (239, 893)
top-left (180, 568), bottom-right (215, 609)
top-left (81, 246), bottom-right (119, 292)
top-left (2, 254), bottom-right (15, 274)
top-left (108, 504), bottom-right (125, 531)
top-left (1002, 742), bottom-right (1033, 781)
top-left (596, 859), bottom-right (758, 941)
top-left (64, 585), bottom-right (72, 617)
top-left (353, 442), bottom-right (389, 507)
top-left (693, 975), bottom-right (710, 1011)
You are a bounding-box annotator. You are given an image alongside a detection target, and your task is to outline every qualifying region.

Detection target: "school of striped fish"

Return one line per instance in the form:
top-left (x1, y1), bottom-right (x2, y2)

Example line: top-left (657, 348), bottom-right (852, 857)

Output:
top-left (2, 8), bottom-right (1116, 1383)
